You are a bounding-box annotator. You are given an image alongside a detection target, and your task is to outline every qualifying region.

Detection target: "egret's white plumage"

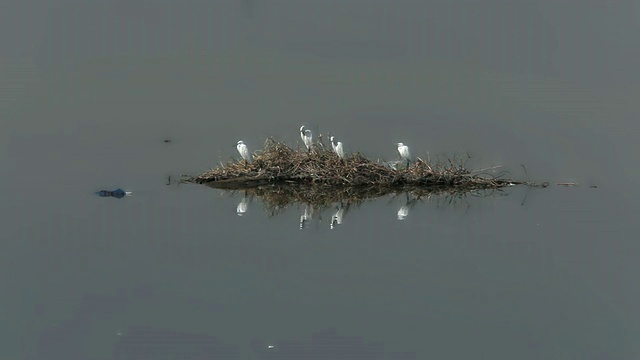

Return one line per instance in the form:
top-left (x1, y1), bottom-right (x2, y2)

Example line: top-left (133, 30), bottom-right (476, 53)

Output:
top-left (397, 142), bottom-right (411, 166)
top-left (397, 143), bottom-right (410, 161)
top-left (236, 140), bottom-right (252, 163)
top-left (330, 136), bottom-right (345, 160)
top-left (299, 125), bottom-right (306, 142)
top-left (300, 126), bottom-right (313, 151)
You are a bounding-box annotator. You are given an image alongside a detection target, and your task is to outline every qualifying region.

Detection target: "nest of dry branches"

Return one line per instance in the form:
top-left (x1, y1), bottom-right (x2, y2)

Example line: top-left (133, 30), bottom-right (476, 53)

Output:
top-left (190, 137), bottom-right (528, 188)
top-left (186, 137), bottom-right (551, 209)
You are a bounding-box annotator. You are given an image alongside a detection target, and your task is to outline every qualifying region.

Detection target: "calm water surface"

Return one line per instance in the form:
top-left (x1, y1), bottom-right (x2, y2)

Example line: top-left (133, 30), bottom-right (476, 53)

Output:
top-left (2, 1), bottom-right (639, 359)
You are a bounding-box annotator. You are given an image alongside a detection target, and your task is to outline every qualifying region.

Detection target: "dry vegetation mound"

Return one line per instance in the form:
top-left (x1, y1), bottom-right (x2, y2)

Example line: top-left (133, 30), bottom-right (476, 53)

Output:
top-left (188, 138), bottom-right (544, 195)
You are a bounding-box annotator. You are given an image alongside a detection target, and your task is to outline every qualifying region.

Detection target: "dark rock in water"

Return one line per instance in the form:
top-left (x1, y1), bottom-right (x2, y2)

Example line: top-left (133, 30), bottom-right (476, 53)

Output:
top-left (163, 139), bottom-right (172, 143)
top-left (96, 189), bottom-right (130, 199)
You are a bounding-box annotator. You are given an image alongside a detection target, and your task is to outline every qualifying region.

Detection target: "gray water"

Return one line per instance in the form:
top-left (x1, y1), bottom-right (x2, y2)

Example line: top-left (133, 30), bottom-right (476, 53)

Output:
top-left (2, 0), bottom-right (640, 359)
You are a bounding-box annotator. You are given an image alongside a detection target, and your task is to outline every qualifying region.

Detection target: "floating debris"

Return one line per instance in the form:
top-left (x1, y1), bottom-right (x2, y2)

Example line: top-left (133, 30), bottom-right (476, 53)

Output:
top-left (96, 189), bottom-right (132, 199)
top-left (557, 182), bottom-right (579, 187)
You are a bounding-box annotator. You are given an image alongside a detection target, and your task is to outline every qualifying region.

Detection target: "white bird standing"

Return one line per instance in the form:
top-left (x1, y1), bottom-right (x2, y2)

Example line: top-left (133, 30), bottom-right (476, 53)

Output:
top-left (236, 140), bottom-right (252, 163)
top-left (330, 136), bottom-right (346, 160)
top-left (397, 142), bottom-right (411, 167)
top-left (300, 126), bottom-right (313, 152)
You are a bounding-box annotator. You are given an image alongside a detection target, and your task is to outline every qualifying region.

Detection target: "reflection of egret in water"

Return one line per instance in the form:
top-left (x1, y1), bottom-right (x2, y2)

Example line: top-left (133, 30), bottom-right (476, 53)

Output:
top-left (397, 192), bottom-right (418, 221)
top-left (331, 208), bottom-right (344, 229)
top-left (300, 204), bottom-right (313, 230)
top-left (330, 202), bottom-right (351, 229)
top-left (397, 205), bottom-right (410, 221)
top-left (236, 193), bottom-right (252, 216)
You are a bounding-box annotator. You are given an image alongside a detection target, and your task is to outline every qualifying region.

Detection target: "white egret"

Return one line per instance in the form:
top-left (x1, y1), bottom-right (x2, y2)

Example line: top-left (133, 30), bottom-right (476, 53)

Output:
top-left (300, 126), bottom-right (313, 152)
top-left (330, 136), bottom-right (346, 160)
top-left (397, 142), bottom-right (411, 167)
top-left (236, 140), bottom-right (252, 163)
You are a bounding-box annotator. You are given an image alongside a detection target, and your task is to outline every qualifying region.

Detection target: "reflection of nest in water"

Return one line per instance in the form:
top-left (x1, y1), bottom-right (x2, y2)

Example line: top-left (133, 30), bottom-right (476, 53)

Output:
top-left (221, 185), bottom-right (507, 217)
top-left (188, 137), bottom-right (546, 211)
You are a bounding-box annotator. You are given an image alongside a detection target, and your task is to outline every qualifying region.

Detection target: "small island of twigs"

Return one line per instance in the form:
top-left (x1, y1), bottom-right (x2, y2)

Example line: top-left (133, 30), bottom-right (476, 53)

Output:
top-left (186, 138), bottom-right (547, 207)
